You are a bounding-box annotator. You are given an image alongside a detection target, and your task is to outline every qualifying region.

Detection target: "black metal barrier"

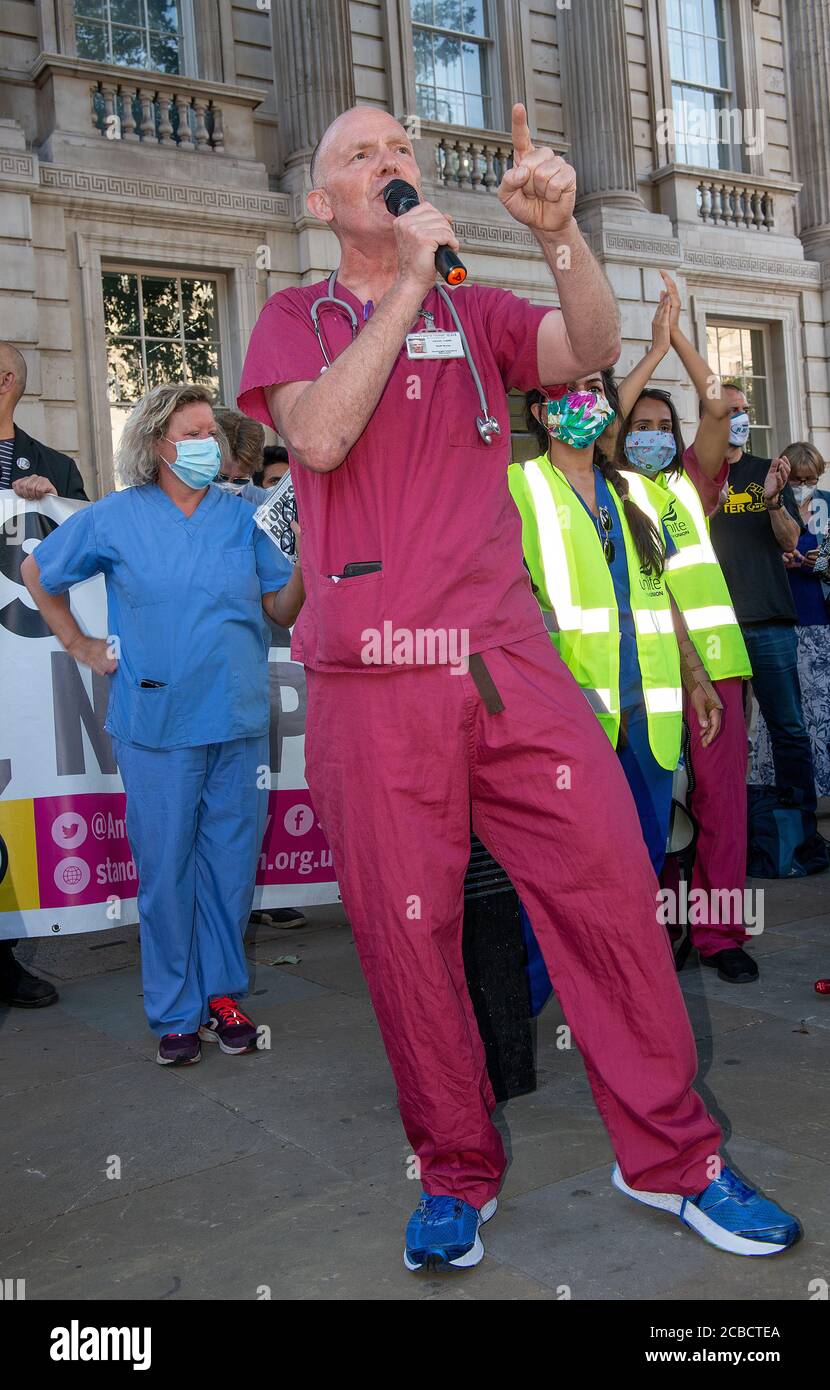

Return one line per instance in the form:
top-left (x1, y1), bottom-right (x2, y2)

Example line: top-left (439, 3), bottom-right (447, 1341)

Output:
top-left (461, 835), bottom-right (536, 1101)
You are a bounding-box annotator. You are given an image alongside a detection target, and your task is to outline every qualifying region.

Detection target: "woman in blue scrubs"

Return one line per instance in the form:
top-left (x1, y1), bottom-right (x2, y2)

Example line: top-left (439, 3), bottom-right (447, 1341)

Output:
top-left (22, 383), bottom-right (305, 1066)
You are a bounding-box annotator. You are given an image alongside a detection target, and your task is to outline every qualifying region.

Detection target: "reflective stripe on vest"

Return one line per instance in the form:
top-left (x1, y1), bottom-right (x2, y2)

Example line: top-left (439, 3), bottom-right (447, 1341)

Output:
top-left (522, 459), bottom-right (612, 635)
top-left (520, 458), bottom-right (619, 737)
top-left (645, 687), bottom-right (684, 715)
top-left (659, 470), bottom-right (751, 680)
top-left (610, 471), bottom-right (682, 768)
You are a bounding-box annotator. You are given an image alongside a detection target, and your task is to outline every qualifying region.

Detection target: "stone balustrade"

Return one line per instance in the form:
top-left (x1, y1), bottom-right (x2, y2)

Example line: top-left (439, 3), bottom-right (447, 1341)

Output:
top-left (652, 163), bottom-right (801, 240)
top-left (432, 132), bottom-right (512, 193)
top-left (91, 79), bottom-right (223, 153)
top-left (696, 175), bottom-right (774, 231)
top-left (29, 55), bottom-right (261, 175)
top-left (423, 123), bottom-right (569, 196)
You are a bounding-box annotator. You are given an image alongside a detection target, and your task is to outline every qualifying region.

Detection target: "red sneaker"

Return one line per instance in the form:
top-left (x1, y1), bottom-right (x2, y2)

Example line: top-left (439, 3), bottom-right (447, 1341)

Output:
top-left (199, 996), bottom-right (258, 1054)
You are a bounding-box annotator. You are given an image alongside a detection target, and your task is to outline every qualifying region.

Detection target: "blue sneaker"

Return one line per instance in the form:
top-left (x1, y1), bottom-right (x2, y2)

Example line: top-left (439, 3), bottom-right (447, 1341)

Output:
top-left (612, 1163), bottom-right (801, 1256)
top-left (404, 1193), bottom-right (498, 1271)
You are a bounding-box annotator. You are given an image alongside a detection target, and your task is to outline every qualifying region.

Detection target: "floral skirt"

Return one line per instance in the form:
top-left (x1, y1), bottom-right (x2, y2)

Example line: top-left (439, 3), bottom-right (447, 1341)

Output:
top-left (749, 623), bottom-right (830, 798)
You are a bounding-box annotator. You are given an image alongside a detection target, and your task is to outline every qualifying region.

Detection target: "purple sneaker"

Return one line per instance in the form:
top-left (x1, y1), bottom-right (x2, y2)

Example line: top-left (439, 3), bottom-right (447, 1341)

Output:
top-left (199, 996), bottom-right (258, 1055)
top-left (156, 1032), bottom-right (201, 1066)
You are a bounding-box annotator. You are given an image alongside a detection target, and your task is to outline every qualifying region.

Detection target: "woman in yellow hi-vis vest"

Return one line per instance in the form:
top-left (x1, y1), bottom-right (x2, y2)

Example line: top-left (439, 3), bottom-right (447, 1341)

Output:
top-left (510, 369), bottom-right (722, 883)
top-left (607, 272), bottom-right (758, 986)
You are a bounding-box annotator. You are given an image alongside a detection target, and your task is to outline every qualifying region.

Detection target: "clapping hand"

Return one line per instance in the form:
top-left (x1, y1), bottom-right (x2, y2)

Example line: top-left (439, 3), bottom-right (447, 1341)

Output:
top-left (764, 456), bottom-right (790, 500)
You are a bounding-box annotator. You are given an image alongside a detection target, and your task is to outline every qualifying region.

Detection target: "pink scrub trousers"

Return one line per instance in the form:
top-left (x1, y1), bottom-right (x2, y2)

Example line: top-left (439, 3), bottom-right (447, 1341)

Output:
top-left (304, 631), bottom-right (722, 1209)
top-left (686, 675), bottom-right (749, 955)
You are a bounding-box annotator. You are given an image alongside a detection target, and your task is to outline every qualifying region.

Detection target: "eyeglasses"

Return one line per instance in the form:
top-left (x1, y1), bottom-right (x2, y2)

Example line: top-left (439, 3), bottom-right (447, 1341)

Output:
top-left (596, 505), bottom-right (615, 564)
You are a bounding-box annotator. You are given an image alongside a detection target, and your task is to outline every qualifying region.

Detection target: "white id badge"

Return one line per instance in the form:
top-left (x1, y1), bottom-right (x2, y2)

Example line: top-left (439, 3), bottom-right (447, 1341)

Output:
top-left (405, 331), bottom-right (465, 360)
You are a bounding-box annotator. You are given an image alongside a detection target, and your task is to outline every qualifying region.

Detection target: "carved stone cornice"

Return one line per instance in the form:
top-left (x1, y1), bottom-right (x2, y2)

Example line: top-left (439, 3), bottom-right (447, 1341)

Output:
top-left (451, 219), bottom-right (537, 252)
top-left (37, 164), bottom-right (293, 224)
top-left (684, 248), bottom-right (821, 283)
top-left (0, 150), bottom-right (37, 186)
top-left (594, 231), bottom-right (682, 263)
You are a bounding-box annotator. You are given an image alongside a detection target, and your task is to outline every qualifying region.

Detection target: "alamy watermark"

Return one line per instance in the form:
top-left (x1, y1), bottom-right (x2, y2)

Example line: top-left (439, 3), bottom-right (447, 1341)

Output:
top-left (361, 623), bottom-right (470, 674)
top-left (657, 884), bottom-right (764, 933)
top-left (656, 103), bottom-right (765, 159)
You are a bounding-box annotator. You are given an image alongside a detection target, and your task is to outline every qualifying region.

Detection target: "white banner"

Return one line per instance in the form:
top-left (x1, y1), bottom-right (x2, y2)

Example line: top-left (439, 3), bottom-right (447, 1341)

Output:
top-left (0, 492), bottom-right (338, 939)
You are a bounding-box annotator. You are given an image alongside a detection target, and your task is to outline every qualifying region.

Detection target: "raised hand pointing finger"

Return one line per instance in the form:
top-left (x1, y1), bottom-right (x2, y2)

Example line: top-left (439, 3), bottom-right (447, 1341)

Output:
top-left (501, 102), bottom-right (535, 194)
top-left (499, 100), bottom-right (577, 233)
top-left (512, 101), bottom-right (535, 166)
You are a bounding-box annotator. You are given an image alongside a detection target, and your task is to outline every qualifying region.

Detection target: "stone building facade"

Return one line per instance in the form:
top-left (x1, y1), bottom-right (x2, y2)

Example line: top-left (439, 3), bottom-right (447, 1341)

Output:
top-left (1, 0), bottom-right (829, 496)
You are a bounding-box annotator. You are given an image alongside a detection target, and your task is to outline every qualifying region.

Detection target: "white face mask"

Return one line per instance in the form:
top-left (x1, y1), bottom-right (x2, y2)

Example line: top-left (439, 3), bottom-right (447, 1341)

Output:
top-left (728, 412), bottom-right (751, 447)
top-left (791, 483), bottom-right (816, 505)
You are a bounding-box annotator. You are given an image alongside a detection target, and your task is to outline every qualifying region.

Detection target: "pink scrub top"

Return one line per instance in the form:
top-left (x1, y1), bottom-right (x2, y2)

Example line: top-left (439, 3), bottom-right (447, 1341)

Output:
top-left (238, 278), bottom-right (554, 672)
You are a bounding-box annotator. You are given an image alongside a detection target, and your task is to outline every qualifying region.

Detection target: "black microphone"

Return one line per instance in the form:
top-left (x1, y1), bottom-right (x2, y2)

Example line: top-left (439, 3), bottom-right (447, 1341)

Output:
top-left (382, 179), bottom-right (467, 286)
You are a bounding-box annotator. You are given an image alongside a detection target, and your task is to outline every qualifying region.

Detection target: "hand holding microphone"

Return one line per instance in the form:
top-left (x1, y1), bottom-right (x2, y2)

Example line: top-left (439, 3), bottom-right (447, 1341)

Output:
top-left (383, 180), bottom-right (467, 290)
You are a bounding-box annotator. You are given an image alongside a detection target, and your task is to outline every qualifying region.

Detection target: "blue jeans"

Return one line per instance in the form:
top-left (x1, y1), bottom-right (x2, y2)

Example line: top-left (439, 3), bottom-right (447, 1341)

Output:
top-left (743, 624), bottom-right (817, 814)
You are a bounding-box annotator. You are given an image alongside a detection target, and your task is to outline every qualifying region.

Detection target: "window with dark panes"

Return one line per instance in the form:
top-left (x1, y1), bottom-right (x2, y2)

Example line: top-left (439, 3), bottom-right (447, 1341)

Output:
top-left (509, 389), bottom-right (537, 464)
top-left (411, 0), bottom-right (495, 129)
top-left (666, 0), bottom-right (737, 170)
top-left (103, 271), bottom-right (223, 464)
top-left (75, 0), bottom-right (184, 75)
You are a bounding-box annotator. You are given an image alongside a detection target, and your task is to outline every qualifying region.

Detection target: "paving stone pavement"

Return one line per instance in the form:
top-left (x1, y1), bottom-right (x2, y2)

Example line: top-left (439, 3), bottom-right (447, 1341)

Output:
top-left (1, 855), bottom-right (829, 1302)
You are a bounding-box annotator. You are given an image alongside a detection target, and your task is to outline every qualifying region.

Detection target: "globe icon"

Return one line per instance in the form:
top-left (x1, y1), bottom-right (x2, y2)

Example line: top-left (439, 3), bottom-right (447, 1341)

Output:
top-left (53, 856), bottom-right (90, 896)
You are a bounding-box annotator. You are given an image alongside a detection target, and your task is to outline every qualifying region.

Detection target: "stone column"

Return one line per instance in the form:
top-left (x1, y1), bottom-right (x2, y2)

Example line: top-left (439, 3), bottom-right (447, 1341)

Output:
top-left (271, 0), bottom-right (355, 181)
top-left (558, 0), bottom-right (643, 212)
top-left (787, 0), bottom-right (830, 261)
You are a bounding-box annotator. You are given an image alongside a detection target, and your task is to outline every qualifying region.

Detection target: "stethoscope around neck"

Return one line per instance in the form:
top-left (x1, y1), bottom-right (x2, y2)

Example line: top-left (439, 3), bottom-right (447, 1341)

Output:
top-left (309, 269), bottom-right (501, 445)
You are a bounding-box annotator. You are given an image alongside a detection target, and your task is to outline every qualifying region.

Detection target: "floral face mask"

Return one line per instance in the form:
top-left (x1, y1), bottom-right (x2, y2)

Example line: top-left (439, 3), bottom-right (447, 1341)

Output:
top-left (543, 389), bottom-right (616, 450)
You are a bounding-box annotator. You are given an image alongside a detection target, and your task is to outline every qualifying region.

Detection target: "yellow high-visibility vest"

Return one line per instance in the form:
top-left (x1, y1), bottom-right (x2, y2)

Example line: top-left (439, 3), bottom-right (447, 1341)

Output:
top-left (508, 455), bottom-right (682, 770)
top-left (655, 469), bottom-right (751, 680)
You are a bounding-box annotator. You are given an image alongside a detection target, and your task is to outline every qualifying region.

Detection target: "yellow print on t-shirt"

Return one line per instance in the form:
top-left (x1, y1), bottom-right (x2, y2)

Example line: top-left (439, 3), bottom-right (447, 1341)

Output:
top-left (722, 481), bottom-right (766, 514)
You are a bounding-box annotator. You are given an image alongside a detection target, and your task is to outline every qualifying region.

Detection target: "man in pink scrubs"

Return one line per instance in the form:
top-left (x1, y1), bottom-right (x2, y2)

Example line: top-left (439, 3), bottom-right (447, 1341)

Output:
top-left (238, 104), bottom-right (799, 1269)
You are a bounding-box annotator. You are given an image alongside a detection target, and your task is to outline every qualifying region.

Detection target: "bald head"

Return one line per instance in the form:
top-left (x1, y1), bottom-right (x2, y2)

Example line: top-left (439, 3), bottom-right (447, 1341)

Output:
top-left (310, 107), bottom-right (413, 189)
top-left (306, 107), bottom-right (421, 249)
top-left (0, 342), bottom-right (27, 405)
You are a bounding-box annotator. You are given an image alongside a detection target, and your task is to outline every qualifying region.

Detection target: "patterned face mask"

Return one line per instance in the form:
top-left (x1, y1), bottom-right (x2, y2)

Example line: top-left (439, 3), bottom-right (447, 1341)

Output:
top-left (543, 389), bottom-right (616, 450)
top-left (624, 430), bottom-right (677, 477)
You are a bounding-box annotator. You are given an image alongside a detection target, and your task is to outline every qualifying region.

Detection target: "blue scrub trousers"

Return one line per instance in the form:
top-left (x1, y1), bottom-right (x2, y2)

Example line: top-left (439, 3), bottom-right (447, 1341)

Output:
top-left (113, 733), bottom-right (269, 1036)
top-left (616, 702), bottom-right (674, 878)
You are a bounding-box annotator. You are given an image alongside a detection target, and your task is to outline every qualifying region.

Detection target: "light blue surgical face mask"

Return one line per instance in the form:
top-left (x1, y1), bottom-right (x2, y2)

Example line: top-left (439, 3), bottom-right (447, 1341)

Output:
top-left (624, 430), bottom-right (677, 477)
top-left (729, 412), bottom-right (751, 448)
top-left (164, 436), bottom-right (222, 489)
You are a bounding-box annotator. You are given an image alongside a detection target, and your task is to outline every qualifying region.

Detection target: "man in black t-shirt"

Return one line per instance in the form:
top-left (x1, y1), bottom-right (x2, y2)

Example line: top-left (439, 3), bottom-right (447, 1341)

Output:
top-left (709, 385), bottom-right (818, 814)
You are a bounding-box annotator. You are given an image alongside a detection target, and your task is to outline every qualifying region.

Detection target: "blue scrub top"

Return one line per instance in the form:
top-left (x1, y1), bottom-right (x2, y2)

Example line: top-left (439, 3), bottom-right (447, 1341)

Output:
top-left (34, 483), bottom-right (293, 750)
top-left (789, 519), bottom-right (830, 627)
top-left (572, 466), bottom-right (676, 710)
